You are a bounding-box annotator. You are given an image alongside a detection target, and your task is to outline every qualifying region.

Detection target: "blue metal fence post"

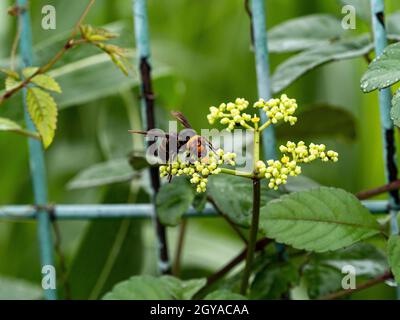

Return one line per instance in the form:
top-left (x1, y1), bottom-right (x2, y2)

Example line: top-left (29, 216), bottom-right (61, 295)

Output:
top-left (251, 0), bottom-right (288, 261)
top-left (17, 0), bottom-right (57, 300)
top-left (133, 0), bottom-right (171, 274)
top-left (370, 0), bottom-right (400, 298)
top-left (250, 0), bottom-right (276, 160)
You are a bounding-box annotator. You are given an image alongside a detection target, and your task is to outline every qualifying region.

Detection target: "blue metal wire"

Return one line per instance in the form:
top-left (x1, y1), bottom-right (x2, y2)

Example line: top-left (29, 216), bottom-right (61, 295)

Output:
top-left (17, 0), bottom-right (56, 300)
top-left (0, 204), bottom-right (216, 219)
top-left (0, 200), bottom-right (391, 219)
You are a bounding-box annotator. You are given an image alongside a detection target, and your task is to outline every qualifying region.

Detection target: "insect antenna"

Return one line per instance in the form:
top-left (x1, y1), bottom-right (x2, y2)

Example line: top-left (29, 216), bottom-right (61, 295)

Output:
top-left (171, 111), bottom-right (193, 129)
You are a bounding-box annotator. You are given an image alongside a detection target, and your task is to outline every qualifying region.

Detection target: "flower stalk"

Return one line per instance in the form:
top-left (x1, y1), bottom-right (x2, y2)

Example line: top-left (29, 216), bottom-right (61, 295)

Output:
top-left (219, 168), bottom-right (253, 179)
top-left (240, 127), bottom-right (261, 295)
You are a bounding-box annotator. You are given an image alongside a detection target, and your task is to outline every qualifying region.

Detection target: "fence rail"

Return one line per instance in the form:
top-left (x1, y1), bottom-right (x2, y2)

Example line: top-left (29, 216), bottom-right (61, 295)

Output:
top-left (0, 200), bottom-right (394, 221)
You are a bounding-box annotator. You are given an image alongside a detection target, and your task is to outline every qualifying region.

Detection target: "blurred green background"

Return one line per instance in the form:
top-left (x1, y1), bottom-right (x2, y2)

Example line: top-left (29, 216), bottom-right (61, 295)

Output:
top-left (0, 0), bottom-right (399, 299)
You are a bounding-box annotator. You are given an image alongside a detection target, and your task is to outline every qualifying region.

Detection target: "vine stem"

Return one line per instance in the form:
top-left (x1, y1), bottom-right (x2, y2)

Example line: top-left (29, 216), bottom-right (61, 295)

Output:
top-left (240, 127), bottom-right (261, 295)
top-left (240, 178), bottom-right (260, 295)
top-left (356, 179), bottom-right (400, 200)
top-left (50, 215), bottom-right (71, 300)
top-left (172, 218), bottom-right (187, 276)
top-left (71, 0), bottom-right (95, 37)
top-left (193, 237), bottom-right (271, 299)
top-left (319, 271), bottom-right (392, 300)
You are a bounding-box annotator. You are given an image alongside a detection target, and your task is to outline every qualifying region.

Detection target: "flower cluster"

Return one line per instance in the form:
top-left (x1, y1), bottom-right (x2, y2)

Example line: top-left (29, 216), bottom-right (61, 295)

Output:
top-left (80, 25), bottom-right (130, 75)
top-left (207, 98), bottom-right (257, 131)
top-left (159, 149), bottom-right (236, 193)
top-left (207, 95), bottom-right (298, 132)
top-left (255, 141), bottom-right (339, 190)
top-left (253, 94), bottom-right (298, 125)
top-left (255, 158), bottom-right (301, 190)
top-left (279, 141), bottom-right (339, 163)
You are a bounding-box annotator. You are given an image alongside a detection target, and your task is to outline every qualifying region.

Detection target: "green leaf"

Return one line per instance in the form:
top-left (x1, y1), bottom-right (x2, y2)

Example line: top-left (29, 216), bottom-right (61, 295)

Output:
top-left (97, 96), bottom-right (136, 159)
top-left (324, 243), bottom-right (387, 276)
top-left (23, 67), bottom-right (62, 93)
top-left (337, 0), bottom-right (371, 22)
top-left (0, 67), bottom-right (19, 79)
top-left (283, 175), bottom-right (321, 193)
top-left (388, 235), bottom-right (400, 283)
top-left (387, 12), bottom-right (400, 40)
top-left (0, 117), bottom-right (39, 139)
top-left (193, 191), bottom-right (208, 212)
top-left (204, 290), bottom-right (247, 300)
top-left (208, 174), bottom-right (284, 228)
top-left (0, 117), bottom-right (21, 132)
top-left (303, 263), bottom-right (343, 299)
top-left (272, 35), bottom-right (373, 94)
top-left (391, 90), bottom-right (400, 127)
top-left (67, 158), bottom-right (135, 190)
top-left (0, 223), bottom-right (41, 283)
top-left (100, 44), bottom-right (131, 76)
top-left (361, 43), bottom-right (400, 92)
top-left (68, 219), bottom-right (143, 299)
top-left (48, 51), bottom-right (170, 109)
top-left (268, 14), bottom-right (343, 53)
top-left (160, 276), bottom-right (206, 300)
top-left (276, 104), bottom-right (356, 141)
top-left (103, 275), bottom-right (172, 300)
top-left (102, 275), bottom-right (205, 300)
top-left (250, 262), bottom-right (299, 299)
top-left (5, 76), bottom-right (21, 91)
top-left (156, 177), bottom-right (195, 226)
top-left (259, 187), bottom-right (381, 252)
top-left (80, 24), bottom-right (118, 42)
top-left (303, 243), bottom-right (387, 298)
top-left (26, 87), bottom-right (58, 148)
top-left (129, 152), bottom-right (151, 170)
top-left (0, 277), bottom-right (42, 300)
top-left (216, 251), bottom-right (275, 294)
top-left (128, 152), bottom-right (161, 170)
